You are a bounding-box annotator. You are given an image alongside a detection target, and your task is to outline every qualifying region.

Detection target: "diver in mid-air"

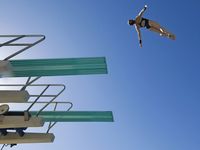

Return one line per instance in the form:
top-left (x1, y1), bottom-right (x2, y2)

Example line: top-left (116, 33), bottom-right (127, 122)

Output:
top-left (128, 5), bottom-right (175, 47)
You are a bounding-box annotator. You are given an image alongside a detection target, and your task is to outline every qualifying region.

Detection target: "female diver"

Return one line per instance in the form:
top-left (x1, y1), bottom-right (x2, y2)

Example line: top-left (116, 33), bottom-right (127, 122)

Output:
top-left (128, 5), bottom-right (175, 47)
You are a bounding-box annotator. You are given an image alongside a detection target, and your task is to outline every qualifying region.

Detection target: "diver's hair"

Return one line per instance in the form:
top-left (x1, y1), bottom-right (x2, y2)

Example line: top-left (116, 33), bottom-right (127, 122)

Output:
top-left (128, 19), bottom-right (135, 26)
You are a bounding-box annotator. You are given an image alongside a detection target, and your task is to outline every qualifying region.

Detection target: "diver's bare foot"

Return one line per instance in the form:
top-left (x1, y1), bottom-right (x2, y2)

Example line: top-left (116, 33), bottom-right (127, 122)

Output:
top-left (168, 34), bottom-right (175, 40)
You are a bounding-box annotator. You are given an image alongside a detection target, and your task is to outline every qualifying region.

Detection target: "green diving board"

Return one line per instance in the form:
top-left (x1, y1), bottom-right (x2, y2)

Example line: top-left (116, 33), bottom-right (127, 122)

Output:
top-left (0, 57), bottom-right (107, 77)
top-left (0, 90), bottom-right (30, 103)
top-left (0, 133), bottom-right (55, 144)
top-left (30, 111), bottom-right (114, 122)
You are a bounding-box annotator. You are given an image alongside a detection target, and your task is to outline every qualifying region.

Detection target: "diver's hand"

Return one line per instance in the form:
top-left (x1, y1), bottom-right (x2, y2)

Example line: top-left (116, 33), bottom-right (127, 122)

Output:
top-left (139, 40), bottom-right (142, 48)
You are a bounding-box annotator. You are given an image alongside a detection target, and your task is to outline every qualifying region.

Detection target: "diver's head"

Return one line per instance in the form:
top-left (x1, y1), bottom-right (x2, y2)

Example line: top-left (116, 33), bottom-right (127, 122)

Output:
top-left (128, 19), bottom-right (135, 26)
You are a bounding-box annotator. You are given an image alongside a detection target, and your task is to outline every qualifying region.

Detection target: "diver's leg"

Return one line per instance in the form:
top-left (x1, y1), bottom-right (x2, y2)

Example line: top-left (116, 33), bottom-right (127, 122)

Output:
top-left (159, 26), bottom-right (176, 40)
top-left (149, 26), bottom-right (163, 35)
top-left (148, 20), bottom-right (176, 40)
top-left (148, 20), bottom-right (167, 36)
top-left (148, 26), bottom-right (169, 38)
top-left (148, 20), bottom-right (161, 29)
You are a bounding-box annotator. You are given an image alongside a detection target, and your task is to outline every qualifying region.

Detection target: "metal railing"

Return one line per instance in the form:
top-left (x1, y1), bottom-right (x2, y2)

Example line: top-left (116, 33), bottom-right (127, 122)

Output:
top-left (0, 35), bottom-right (45, 60)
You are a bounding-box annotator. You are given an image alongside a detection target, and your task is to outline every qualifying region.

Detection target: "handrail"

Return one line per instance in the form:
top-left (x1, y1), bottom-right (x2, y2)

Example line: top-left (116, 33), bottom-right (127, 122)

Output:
top-left (0, 35), bottom-right (45, 60)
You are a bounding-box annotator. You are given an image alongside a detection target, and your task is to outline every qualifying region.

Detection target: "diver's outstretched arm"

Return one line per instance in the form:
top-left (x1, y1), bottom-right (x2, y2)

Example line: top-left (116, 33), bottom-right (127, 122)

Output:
top-left (138, 5), bottom-right (147, 17)
top-left (135, 25), bottom-right (142, 47)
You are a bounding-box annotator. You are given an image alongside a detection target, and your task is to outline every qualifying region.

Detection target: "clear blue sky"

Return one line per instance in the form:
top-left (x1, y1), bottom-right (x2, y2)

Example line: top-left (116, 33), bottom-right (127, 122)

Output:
top-left (0, 0), bottom-right (200, 150)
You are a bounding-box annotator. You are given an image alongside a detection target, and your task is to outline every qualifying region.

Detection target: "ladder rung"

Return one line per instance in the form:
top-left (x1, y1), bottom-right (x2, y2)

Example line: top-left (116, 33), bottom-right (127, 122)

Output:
top-left (0, 116), bottom-right (44, 128)
top-left (0, 132), bottom-right (55, 144)
top-left (0, 90), bottom-right (30, 103)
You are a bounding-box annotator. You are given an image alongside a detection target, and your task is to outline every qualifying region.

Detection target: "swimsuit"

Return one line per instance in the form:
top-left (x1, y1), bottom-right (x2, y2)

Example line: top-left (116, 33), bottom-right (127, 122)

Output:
top-left (139, 18), bottom-right (151, 29)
